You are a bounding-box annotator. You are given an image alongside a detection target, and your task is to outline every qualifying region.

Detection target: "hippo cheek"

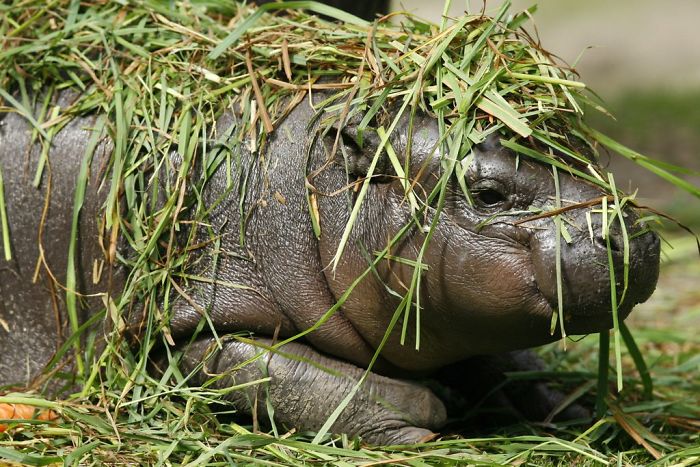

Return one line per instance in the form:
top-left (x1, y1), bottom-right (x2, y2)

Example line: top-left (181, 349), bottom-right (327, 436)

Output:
top-left (529, 216), bottom-right (660, 335)
top-left (423, 229), bottom-right (562, 354)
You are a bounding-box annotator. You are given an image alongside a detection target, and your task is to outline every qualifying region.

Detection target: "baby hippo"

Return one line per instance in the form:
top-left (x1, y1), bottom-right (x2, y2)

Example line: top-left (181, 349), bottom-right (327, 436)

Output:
top-left (0, 93), bottom-right (659, 444)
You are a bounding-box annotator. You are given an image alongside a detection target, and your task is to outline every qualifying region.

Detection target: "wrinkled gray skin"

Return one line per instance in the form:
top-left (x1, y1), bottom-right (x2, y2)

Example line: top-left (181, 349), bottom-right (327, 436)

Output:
top-left (0, 91), bottom-right (660, 444)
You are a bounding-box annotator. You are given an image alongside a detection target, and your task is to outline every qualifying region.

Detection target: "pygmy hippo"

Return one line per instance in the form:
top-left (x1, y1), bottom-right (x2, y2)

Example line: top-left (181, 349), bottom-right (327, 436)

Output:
top-left (0, 91), bottom-right (660, 444)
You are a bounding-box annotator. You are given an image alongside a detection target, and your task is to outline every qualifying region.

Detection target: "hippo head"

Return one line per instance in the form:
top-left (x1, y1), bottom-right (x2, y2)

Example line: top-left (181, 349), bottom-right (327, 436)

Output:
top-left (313, 107), bottom-right (660, 372)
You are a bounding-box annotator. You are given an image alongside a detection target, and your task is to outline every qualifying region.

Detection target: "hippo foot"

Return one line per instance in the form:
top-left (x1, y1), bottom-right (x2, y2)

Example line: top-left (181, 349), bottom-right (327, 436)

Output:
top-left (181, 337), bottom-right (447, 445)
top-left (437, 350), bottom-right (591, 428)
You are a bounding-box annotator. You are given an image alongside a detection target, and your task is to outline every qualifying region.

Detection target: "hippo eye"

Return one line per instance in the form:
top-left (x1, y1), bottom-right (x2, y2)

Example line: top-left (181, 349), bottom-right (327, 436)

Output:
top-left (476, 189), bottom-right (505, 206)
top-left (471, 180), bottom-right (509, 209)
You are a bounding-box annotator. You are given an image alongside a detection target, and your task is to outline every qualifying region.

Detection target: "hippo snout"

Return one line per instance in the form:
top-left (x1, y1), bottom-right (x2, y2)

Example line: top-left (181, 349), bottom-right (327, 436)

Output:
top-left (530, 209), bottom-right (660, 335)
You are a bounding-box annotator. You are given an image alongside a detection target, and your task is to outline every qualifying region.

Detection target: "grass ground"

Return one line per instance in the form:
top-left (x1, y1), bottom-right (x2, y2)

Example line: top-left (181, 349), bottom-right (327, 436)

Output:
top-left (0, 232), bottom-right (698, 465)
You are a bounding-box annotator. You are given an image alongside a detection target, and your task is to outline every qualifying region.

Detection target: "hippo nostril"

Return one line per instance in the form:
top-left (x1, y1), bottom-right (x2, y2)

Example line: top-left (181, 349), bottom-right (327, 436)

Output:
top-left (608, 234), bottom-right (622, 253)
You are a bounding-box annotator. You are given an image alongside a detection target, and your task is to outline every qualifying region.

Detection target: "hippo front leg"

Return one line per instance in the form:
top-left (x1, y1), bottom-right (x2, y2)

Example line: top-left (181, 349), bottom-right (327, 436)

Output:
top-left (438, 350), bottom-right (590, 426)
top-left (180, 337), bottom-right (446, 445)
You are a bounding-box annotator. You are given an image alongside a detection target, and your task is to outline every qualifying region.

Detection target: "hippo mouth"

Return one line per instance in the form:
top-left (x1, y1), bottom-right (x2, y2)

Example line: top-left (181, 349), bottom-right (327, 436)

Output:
top-left (526, 288), bottom-right (633, 341)
top-left (529, 219), bottom-right (661, 337)
top-left (552, 300), bottom-right (635, 336)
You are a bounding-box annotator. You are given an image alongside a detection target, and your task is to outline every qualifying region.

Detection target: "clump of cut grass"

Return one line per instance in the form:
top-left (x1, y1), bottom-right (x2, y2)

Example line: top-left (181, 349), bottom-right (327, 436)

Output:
top-left (0, 0), bottom-right (699, 464)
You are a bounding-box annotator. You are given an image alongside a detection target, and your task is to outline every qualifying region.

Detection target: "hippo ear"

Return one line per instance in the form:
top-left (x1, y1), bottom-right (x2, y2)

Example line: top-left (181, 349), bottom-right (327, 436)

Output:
top-left (475, 132), bottom-right (502, 152)
top-left (324, 121), bottom-right (390, 180)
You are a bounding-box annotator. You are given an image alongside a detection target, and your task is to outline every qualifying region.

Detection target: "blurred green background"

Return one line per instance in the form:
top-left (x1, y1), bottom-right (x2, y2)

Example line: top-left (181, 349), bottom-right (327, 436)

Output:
top-left (394, 0), bottom-right (700, 229)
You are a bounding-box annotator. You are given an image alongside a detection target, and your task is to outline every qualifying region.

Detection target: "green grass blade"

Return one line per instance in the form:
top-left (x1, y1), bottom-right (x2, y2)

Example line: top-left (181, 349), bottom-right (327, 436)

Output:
top-left (65, 116), bottom-right (106, 377)
top-left (208, 1), bottom-right (367, 60)
top-left (588, 127), bottom-right (700, 198)
top-left (0, 163), bottom-right (11, 261)
top-left (0, 87), bottom-right (50, 140)
top-left (620, 321), bottom-right (653, 400)
top-left (330, 94), bottom-right (412, 272)
top-left (595, 331), bottom-right (610, 418)
top-left (551, 166), bottom-right (566, 341)
top-left (475, 96), bottom-right (531, 138)
top-left (0, 447), bottom-right (62, 466)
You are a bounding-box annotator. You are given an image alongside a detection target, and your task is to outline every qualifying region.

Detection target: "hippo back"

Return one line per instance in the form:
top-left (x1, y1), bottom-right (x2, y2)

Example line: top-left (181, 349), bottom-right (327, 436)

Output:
top-left (0, 93), bottom-right (115, 388)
